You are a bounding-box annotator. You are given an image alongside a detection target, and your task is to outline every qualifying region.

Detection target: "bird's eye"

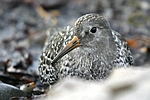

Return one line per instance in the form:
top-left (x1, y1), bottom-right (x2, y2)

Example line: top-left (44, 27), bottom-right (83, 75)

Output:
top-left (90, 27), bottom-right (97, 33)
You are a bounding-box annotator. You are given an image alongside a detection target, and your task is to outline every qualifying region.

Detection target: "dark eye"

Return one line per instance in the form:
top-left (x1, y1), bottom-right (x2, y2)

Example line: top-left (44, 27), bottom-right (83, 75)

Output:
top-left (90, 27), bottom-right (97, 33)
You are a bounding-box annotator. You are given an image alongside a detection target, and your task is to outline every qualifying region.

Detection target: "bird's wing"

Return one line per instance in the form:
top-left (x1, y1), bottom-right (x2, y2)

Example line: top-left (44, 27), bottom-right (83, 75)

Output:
top-left (111, 30), bottom-right (133, 67)
top-left (44, 26), bottom-right (74, 59)
top-left (42, 28), bottom-right (60, 51)
top-left (39, 26), bottom-right (74, 85)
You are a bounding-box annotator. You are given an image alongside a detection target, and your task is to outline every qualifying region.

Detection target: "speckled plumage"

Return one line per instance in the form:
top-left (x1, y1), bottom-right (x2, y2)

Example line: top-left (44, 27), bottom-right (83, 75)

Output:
top-left (39, 14), bottom-right (133, 85)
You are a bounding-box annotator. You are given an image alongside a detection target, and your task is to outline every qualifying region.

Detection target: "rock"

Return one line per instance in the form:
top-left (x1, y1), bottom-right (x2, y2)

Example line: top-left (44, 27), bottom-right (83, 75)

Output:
top-left (0, 82), bottom-right (27, 100)
top-left (39, 67), bottom-right (150, 100)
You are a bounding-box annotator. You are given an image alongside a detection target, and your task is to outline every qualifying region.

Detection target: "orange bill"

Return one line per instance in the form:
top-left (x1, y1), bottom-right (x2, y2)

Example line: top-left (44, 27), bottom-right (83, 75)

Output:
top-left (51, 36), bottom-right (81, 64)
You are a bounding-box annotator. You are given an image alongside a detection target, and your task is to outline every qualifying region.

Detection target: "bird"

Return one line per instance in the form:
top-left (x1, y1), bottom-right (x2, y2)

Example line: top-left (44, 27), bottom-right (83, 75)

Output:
top-left (39, 13), bottom-right (133, 85)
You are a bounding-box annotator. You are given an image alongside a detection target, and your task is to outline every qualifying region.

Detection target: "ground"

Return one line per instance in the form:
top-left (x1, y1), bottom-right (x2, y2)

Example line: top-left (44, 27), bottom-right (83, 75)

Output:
top-left (0, 0), bottom-right (150, 99)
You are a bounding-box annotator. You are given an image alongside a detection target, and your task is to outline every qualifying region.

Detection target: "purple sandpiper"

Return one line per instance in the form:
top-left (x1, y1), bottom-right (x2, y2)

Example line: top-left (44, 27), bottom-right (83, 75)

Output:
top-left (39, 14), bottom-right (133, 85)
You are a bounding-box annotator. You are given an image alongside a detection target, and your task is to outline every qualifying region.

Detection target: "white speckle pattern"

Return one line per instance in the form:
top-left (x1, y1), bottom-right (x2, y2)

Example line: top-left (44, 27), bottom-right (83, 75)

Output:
top-left (111, 30), bottom-right (133, 67)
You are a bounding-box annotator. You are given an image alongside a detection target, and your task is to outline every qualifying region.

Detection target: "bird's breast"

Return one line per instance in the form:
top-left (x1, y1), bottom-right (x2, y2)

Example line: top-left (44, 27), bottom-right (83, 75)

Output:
top-left (56, 47), bottom-right (116, 80)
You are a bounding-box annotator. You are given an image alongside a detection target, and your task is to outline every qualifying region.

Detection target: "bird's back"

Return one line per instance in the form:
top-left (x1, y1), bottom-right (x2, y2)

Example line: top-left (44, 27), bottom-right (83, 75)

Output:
top-left (111, 30), bottom-right (133, 67)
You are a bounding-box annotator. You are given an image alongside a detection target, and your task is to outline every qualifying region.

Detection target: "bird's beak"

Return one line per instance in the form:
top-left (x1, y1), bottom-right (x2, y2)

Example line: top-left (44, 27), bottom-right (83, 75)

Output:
top-left (51, 36), bottom-right (81, 64)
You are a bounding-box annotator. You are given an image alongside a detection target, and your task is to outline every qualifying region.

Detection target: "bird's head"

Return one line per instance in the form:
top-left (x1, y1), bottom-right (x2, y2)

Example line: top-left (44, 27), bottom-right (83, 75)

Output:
top-left (51, 14), bottom-right (113, 64)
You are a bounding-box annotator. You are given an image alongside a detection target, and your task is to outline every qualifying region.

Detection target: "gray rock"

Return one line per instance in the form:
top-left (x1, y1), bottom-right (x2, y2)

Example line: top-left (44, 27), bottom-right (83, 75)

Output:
top-left (0, 82), bottom-right (27, 100)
